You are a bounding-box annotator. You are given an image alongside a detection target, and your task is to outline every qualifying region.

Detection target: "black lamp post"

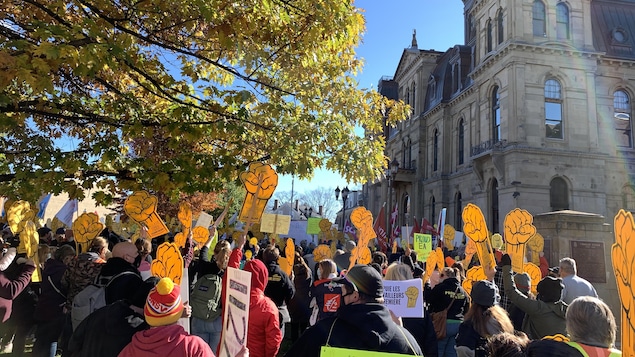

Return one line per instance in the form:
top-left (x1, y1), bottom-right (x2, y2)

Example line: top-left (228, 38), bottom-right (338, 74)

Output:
top-left (334, 186), bottom-right (350, 232)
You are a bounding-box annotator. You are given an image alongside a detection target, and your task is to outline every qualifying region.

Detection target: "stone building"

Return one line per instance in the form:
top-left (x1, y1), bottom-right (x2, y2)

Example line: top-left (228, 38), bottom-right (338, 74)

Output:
top-left (364, 0), bottom-right (635, 237)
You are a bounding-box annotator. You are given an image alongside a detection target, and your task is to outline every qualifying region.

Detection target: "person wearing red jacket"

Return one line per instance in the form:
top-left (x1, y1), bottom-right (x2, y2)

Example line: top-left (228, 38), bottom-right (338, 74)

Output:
top-left (243, 259), bottom-right (282, 357)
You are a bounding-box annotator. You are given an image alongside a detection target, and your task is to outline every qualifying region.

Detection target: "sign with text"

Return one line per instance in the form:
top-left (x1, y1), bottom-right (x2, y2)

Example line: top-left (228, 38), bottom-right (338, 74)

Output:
top-left (219, 267), bottom-right (252, 357)
top-left (260, 213), bottom-right (291, 234)
top-left (195, 211), bottom-right (213, 228)
top-left (382, 279), bottom-right (424, 318)
top-left (413, 233), bottom-right (432, 261)
top-left (307, 217), bottom-right (322, 234)
top-left (321, 346), bottom-right (414, 356)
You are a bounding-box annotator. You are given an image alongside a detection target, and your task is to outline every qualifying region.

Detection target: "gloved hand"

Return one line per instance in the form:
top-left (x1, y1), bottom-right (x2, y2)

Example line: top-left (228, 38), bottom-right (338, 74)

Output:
top-left (501, 253), bottom-right (512, 267)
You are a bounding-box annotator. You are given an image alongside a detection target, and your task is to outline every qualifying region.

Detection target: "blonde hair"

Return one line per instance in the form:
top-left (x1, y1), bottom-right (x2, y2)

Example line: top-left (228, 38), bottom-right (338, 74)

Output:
top-left (566, 296), bottom-right (616, 348)
top-left (318, 259), bottom-right (337, 280)
top-left (384, 262), bottom-right (413, 281)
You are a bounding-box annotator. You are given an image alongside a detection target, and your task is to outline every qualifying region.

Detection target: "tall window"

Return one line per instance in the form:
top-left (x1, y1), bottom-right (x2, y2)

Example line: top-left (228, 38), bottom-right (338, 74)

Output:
top-left (497, 10), bottom-right (504, 45)
top-left (556, 3), bottom-right (570, 40)
top-left (492, 86), bottom-right (501, 142)
top-left (491, 179), bottom-right (499, 233)
top-left (545, 79), bottom-right (563, 139)
top-left (455, 191), bottom-right (463, 228)
top-left (614, 90), bottom-right (632, 148)
top-left (430, 196), bottom-right (436, 223)
top-left (433, 129), bottom-right (439, 172)
top-left (550, 177), bottom-right (569, 211)
top-left (487, 19), bottom-right (493, 52)
top-left (458, 119), bottom-right (465, 165)
top-left (533, 1), bottom-right (546, 37)
top-left (406, 139), bottom-right (412, 168)
top-left (623, 186), bottom-right (635, 211)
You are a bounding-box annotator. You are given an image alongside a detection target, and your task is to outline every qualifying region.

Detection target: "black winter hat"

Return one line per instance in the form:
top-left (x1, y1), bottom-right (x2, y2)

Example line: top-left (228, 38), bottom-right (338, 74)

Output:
top-left (333, 264), bottom-right (384, 299)
top-left (471, 280), bottom-right (500, 307)
top-left (537, 276), bottom-right (564, 302)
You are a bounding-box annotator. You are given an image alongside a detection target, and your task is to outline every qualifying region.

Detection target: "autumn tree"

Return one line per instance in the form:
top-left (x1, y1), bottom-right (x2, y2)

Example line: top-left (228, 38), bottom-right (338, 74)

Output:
top-left (0, 0), bottom-right (409, 205)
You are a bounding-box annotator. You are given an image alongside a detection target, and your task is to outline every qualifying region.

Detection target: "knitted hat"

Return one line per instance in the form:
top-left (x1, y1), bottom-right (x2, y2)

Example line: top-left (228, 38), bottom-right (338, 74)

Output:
top-left (471, 280), bottom-right (500, 307)
top-left (514, 272), bottom-right (531, 293)
top-left (537, 276), bottom-right (564, 303)
top-left (144, 277), bottom-right (183, 326)
top-left (333, 264), bottom-right (384, 299)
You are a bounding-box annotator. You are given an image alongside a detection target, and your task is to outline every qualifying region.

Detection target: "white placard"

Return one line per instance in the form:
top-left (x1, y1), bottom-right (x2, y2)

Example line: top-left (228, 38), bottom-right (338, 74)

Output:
top-left (218, 267), bottom-right (252, 357)
top-left (195, 212), bottom-right (213, 228)
top-left (382, 279), bottom-right (424, 318)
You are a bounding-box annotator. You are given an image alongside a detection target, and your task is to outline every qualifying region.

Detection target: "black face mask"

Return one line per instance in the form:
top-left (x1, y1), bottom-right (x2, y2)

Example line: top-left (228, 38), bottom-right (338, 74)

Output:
top-left (133, 254), bottom-right (142, 268)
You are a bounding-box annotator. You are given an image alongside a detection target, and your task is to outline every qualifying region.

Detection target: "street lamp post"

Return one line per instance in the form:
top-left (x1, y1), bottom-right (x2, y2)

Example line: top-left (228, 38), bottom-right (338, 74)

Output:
top-left (385, 159), bottom-right (400, 244)
top-left (334, 186), bottom-right (350, 232)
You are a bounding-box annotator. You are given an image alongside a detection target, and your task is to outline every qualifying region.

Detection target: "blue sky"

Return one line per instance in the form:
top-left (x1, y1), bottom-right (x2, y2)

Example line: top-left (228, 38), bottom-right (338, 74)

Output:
top-left (276, 1), bottom-right (465, 195)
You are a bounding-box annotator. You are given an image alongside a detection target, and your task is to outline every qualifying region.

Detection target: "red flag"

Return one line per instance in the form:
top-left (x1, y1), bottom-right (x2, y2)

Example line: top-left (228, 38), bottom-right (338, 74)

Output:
top-left (343, 218), bottom-right (357, 241)
top-left (410, 216), bottom-right (421, 239)
top-left (421, 218), bottom-right (438, 235)
top-left (390, 203), bottom-right (400, 244)
top-left (373, 206), bottom-right (388, 252)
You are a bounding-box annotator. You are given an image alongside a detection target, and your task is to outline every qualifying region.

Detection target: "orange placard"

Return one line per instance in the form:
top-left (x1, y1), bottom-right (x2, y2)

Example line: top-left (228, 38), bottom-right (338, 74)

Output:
top-left (22, 221), bottom-right (41, 282)
top-left (462, 203), bottom-right (496, 270)
top-left (527, 232), bottom-right (544, 266)
top-left (124, 191), bottom-right (169, 239)
top-left (504, 208), bottom-right (536, 273)
top-left (192, 226), bottom-right (210, 249)
top-left (443, 224), bottom-right (456, 250)
top-left (175, 202), bottom-right (193, 248)
top-left (7, 200), bottom-right (35, 235)
top-left (313, 244), bottom-right (332, 263)
top-left (72, 212), bottom-right (104, 255)
top-left (612, 209), bottom-right (635, 355)
top-left (278, 238), bottom-right (295, 276)
top-left (151, 242), bottom-right (184, 284)
top-left (239, 163), bottom-right (278, 224)
top-left (347, 207), bottom-right (376, 270)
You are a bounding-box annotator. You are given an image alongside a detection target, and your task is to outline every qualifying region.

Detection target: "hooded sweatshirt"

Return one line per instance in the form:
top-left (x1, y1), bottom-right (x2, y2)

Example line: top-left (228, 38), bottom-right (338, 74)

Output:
top-left (244, 259), bottom-right (282, 357)
top-left (502, 265), bottom-right (567, 339)
top-left (284, 301), bottom-right (422, 357)
top-left (118, 324), bottom-right (213, 357)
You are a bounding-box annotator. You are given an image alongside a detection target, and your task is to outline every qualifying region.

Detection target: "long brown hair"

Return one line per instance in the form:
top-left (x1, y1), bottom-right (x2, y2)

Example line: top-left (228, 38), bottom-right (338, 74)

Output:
top-left (464, 303), bottom-right (514, 338)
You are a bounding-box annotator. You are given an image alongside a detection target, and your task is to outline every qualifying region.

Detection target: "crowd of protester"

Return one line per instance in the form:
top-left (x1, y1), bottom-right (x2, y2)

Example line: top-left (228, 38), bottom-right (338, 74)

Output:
top-left (0, 220), bottom-right (622, 356)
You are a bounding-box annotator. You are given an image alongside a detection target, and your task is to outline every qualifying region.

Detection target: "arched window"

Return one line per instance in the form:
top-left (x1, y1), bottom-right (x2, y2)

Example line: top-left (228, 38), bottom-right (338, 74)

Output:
top-left (623, 186), bottom-right (635, 211)
top-left (492, 86), bottom-right (501, 142)
top-left (487, 19), bottom-right (493, 52)
top-left (550, 177), bottom-right (569, 211)
top-left (545, 79), bottom-right (563, 139)
top-left (491, 179), bottom-right (500, 233)
top-left (497, 9), bottom-right (504, 45)
top-left (556, 3), bottom-right (570, 40)
top-left (614, 90), bottom-right (632, 148)
top-left (533, 1), bottom-right (546, 37)
top-left (458, 119), bottom-right (465, 165)
top-left (433, 129), bottom-right (439, 172)
top-left (455, 191), bottom-right (463, 228)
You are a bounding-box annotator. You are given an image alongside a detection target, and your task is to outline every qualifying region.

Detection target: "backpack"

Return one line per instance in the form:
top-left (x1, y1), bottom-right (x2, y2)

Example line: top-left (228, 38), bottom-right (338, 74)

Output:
top-left (190, 273), bottom-right (223, 321)
top-left (70, 271), bottom-right (137, 330)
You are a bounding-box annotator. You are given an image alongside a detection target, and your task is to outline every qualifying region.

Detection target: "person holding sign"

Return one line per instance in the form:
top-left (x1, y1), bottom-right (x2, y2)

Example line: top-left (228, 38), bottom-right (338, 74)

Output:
top-left (284, 264), bottom-right (422, 357)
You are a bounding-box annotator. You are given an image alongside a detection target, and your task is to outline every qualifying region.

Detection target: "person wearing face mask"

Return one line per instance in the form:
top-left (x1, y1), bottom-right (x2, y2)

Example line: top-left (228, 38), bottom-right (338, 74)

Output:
top-left (308, 259), bottom-right (341, 325)
top-left (97, 241), bottom-right (143, 306)
top-left (284, 264), bottom-right (422, 357)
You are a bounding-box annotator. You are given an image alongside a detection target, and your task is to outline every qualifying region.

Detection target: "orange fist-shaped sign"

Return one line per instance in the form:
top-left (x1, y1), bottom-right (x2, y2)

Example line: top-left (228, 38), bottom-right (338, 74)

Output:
top-left (124, 191), bottom-right (169, 239)
top-left (347, 207), bottom-right (375, 270)
top-left (612, 209), bottom-right (635, 354)
top-left (151, 242), bottom-right (184, 284)
top-left (462, 204), bottom-right (496, 270)
top-left (504, 208), bottom-right (536, 272)
top-left (72, 213), bottom-right (104, 254)
top-left (313, 244), bottom-right (332, 263)
top-left (239, 163), bottom-right (278, 224)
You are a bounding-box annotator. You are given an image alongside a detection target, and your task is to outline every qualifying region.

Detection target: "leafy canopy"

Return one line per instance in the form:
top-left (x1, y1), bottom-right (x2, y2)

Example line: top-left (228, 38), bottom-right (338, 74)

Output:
top-left (0, 0), bottom-right (409, 204)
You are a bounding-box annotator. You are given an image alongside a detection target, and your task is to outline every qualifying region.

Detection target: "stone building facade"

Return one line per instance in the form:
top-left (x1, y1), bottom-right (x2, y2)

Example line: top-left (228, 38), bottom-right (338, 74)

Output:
top-left (364, 0), bottom-right (635, 237)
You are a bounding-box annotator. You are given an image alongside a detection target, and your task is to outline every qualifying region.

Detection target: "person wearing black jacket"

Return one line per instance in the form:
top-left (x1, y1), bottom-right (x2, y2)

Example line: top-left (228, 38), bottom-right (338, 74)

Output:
top-left (284, 264), bottom-right (422, 357)
top-left (424, 266), bottom-right (470, 357)
top-left (98, 242), bottom-right (142, 305)
top-left (262, 245), bottom-right (295, 337)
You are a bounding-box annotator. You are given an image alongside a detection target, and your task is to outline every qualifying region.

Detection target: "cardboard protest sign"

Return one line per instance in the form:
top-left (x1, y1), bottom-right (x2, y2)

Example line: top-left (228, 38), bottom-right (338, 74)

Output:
top-left (7, 200), bottom-right (35, 235)
top-left (72, 212), bottom-right (104, 255)
top-left (260, 213), bottom-right (291, 234)
top-left (173, 202), bottom-right (193, 248)
top-left (195, 211), bottom-right (213, 229)
top-left (151, 242), bottom-right (184, 284)
top-left (443, 224), bottom-right (456, 250)
top-left (321, 346), bottom-right (409, 357)
top-left (504, 208), bottom-right (536, 273)
top-left (462, 203), bottom-right (496, 270)
top-left (239, 162), bottom-right (277, 224)
top-left (312, 244), bottom-right (332, 263)
top-left (22, 221), bottom-right (41, 282)
top-left (123, 191), bottom-right (169, 239)
top-left (612, 209), bottom-right (635, 355)
top-left (278, 238), bottom-right (294, 276)
top-left (219, 267), bottom-right (252, 357)
top-left (383, 279), bottom-right (424, 318)
top-left (413, 233), bottom-right (432, 261)
top-left (527, 232), bottom-right (544, 266)
top-left (491, 233), bottom-right (504, 250)
top-left (348, 207), bottom-right (375, 270)
top-left (192, 226), bottom-right (210, 249)
top-left (306, 217), bottom-right (322, 234)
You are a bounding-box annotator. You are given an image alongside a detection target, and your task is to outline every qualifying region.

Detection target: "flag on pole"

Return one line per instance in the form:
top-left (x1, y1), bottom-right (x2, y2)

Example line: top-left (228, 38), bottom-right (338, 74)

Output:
top-left (55, 199), bottom-right (78, 227)
top-left (373, 205), bottom-right (388, 253)
top-left (343, 218), bottom-right (357, 241)
top-left (410, 216), bottom-right (421, 239)
top-left (421, 218), bottom-right (437, 235)
top-left (390, 203), bottom-right (400, 245)
top-left (37, 194), bottom-right (52, 219)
